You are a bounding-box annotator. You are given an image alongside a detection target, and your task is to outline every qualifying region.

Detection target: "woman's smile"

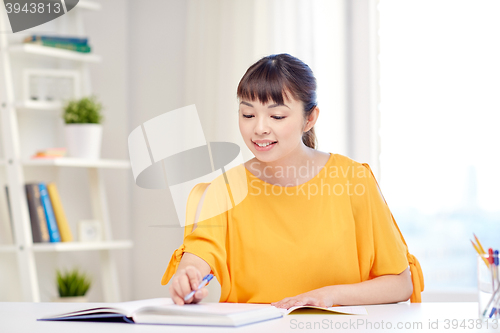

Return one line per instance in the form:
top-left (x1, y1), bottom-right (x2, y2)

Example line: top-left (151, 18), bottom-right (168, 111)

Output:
top-left (252, 140), bottom-right (278, 151)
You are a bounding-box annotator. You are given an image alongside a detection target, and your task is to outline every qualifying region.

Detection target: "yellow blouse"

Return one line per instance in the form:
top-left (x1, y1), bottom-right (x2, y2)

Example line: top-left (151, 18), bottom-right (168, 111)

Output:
top-left (161, 153), bottom-right (424, 303)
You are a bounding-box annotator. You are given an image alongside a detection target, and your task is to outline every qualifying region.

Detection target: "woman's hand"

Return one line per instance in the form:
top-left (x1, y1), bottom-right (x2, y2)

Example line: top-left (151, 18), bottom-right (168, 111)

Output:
top-left (168, 265), bottom-right (209, 305)
top-left (271, 286), bottom-right (335, 309)
top-left (272, 268), bottom-right (413, 309)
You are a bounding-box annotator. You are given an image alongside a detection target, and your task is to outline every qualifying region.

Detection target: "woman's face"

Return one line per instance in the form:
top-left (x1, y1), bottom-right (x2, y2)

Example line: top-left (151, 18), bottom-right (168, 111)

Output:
top-left (238, 94), bottom-right (307, 163)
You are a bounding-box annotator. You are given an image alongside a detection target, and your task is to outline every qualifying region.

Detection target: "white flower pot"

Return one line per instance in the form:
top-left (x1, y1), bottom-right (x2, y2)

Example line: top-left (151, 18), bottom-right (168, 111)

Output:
top-left (64, 124), bottom-right (103, 159)
top-left (52, 296), bottom-right (89, 303)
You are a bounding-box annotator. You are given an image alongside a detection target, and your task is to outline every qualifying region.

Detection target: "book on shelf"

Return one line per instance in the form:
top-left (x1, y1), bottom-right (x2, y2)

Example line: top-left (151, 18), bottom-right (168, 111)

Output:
top-left (23, 35), bottom-right (91, 53)
top-left (25, 40), bottom-right (91, 53)
top-left (24, 35), bottom-right (89, 45)
top-left (37, 298), bottom-right (367, 327)
top-left (38, 183), bottom-right (61, 243)
top-left (46, 183), bottom-right (73, 242)
top-left (25, 184), bottom-right (50, 243)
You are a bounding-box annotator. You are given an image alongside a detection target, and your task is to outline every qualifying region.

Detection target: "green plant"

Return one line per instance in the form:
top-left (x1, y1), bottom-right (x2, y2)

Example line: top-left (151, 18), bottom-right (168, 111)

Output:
top-left (63, 96), bottom-right (104, 124)
top-left (56, 268), bottom-right (91, 297)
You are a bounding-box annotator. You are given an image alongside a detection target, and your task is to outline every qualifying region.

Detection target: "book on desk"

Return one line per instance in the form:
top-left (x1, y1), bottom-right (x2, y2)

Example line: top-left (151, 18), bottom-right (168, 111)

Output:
top-left (38, 298), bottom-right (367, 327)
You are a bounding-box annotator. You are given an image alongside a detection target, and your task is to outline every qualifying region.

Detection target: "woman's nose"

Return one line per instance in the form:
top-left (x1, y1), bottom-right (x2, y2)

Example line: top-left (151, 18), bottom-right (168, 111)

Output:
top-left (254, 117), bottom-right (271, 135)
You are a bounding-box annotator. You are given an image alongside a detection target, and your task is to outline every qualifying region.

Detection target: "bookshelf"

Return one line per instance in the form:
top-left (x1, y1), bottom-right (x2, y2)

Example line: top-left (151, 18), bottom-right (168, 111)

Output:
top-left (22, 158), bottom-right (131, 168)
top-left (9, 43), bottom-right (102, 62)
top-left (16, 100), bottom-right (64, 111)
top-left (0, 241), bottom-right (133, 253)
top-left (0, 2), bottom-right (132, 302)
top-left (31, 240), bottom-right (133, 252)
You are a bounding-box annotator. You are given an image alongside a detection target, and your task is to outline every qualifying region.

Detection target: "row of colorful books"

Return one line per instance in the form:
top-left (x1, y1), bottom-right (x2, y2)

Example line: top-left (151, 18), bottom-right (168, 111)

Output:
top-left (23, 34), bottom-right (91, 53)
top-left (25, 183), bottom-right (73, 243)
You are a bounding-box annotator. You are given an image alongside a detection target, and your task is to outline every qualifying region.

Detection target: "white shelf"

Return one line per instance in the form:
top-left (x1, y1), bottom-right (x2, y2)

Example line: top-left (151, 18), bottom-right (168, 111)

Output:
top-left (77, 0), bottom-right (102, 11)
top-left (9, 44), bottom-right (101, 63)
top-left (15, 101), bottom-right (62, 111)
top-left (0, 245), bottom-right (16, 253)
top-left (22, 158), bottom-right (131, 169)
top-left (31, 240), bottom-right (133, 252)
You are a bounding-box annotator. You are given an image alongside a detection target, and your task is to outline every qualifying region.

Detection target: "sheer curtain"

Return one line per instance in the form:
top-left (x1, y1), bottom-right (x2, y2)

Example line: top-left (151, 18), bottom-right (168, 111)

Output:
top-left (181, 0), bottom-right (349, 162)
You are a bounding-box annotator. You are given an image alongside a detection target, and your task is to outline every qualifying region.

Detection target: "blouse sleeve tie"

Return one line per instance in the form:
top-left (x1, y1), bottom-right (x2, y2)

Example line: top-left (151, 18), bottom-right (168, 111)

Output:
top-left (407, 253), bottom-right (425, 303)
top-left (161, 244), bottom-right (186, 286)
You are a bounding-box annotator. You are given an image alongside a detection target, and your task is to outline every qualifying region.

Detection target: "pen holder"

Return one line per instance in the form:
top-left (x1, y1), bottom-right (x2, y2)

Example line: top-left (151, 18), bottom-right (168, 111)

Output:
top-left (477, 253), bottom-right (499, 319)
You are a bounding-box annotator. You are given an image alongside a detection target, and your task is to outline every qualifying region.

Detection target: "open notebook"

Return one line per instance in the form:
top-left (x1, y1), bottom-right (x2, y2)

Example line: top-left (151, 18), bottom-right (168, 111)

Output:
top-left (38, 298), bottom-right (367, 327)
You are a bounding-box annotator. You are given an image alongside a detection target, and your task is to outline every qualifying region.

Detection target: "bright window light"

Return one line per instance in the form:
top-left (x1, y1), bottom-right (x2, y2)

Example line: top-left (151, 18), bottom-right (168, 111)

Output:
top-left (378, 0), bottom-right (500, 291)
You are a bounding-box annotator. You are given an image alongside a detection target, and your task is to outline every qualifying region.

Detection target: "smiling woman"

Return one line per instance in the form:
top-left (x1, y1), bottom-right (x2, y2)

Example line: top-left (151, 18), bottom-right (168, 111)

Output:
top-left (161, 53), bottom-right (424, 309)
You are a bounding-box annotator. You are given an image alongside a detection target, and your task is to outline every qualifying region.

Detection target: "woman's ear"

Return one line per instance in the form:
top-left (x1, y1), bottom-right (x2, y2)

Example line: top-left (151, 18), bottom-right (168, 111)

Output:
top-left (304, 107), bottom-right (320, 132)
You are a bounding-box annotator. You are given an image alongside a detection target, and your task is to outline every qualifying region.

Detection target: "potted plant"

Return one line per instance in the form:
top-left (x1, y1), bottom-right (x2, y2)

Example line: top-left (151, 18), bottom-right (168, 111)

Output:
top-left (53, 268), bottom-right (92, 302)
top-left (63, 96), bottom-right (104, 159)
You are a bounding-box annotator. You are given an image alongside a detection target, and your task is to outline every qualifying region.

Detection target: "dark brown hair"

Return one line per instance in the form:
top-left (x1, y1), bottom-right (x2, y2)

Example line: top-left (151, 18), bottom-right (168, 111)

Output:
top-left (237, 54), bottom-right (318, 149)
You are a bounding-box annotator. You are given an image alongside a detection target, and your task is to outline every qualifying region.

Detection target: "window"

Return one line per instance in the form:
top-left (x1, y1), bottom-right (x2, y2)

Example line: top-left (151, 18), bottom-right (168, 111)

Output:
top-left (378, 0), bottom-right (500, 292)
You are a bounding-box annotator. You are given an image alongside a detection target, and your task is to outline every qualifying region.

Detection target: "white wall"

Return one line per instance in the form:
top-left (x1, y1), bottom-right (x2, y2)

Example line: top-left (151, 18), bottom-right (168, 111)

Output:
top-left (127, 0), bottom-right (199, 301)
top-left (83, 0), bottom-right (132, 302)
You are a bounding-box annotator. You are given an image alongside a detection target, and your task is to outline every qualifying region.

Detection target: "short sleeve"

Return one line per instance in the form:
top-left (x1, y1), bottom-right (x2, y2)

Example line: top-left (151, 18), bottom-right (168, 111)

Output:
top-left (161, 180), bottom-right (231, 294)
top-left (351, 163), bottom-right (424, 302)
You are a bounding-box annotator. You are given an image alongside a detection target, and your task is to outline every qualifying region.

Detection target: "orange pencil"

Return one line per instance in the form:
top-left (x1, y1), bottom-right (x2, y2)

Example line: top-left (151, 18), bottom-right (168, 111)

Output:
top-left (471, 239), bottom-right (490, 267)
top-left (474, 233), bottom-right (486, 254)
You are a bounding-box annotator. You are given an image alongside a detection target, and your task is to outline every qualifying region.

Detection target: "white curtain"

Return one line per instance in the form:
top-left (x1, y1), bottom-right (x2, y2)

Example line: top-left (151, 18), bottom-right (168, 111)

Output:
top-left (182, 0), bottom-right (348, 162)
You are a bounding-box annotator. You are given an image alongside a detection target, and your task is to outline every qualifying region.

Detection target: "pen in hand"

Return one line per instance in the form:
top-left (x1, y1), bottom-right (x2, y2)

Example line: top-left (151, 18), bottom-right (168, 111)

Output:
top-left (184, 274), bottom-right (214, 302)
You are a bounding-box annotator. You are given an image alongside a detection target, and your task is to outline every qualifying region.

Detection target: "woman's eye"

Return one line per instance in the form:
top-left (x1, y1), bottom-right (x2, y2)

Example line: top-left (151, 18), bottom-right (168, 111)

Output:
top-left (242, 115), bottom-right (285, 120)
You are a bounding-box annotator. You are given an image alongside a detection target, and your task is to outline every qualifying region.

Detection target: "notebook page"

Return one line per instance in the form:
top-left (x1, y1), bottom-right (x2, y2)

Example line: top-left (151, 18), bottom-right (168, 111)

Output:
top-left (138, 302), bottom-right (273, 316)
top-left (279, 305), bottom-right (367, 315)
top-left (114, 298), bottom-right (174, 315)
top-left (132, 303), bottom-right (283, 326)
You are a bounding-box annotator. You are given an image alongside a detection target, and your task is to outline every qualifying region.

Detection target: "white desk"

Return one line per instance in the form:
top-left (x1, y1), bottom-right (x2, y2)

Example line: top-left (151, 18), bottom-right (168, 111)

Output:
top-left (1, 302), bottom-right (498, 332)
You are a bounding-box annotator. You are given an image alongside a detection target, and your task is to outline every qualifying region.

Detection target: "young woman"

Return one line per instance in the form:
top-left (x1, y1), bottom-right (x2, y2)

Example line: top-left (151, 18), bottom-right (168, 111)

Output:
top-left (161, 54), bottom-right (424, 308)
